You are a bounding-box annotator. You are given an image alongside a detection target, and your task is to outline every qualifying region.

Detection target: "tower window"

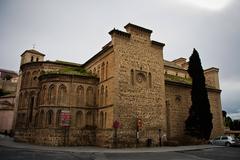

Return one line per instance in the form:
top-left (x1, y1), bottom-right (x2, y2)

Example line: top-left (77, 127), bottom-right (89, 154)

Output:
top-left (148, 72), bottom-right (152, 88)
top-left (131, 69), bottom-right (134, 86)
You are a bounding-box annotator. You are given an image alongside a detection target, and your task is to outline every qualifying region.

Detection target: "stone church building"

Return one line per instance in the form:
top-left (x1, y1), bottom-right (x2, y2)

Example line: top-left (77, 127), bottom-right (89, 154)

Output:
top-left (14, 23), bottom-right (224, 147)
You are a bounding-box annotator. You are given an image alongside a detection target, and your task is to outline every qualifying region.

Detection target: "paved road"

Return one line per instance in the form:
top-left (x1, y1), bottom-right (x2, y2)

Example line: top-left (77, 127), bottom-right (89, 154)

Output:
top-left (1, 146), bottom-right (240, 160)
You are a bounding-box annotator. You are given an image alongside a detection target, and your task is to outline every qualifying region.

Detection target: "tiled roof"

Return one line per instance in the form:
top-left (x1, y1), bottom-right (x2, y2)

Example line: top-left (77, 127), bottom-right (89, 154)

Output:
top-left (21, 49), bottom-right (45, 56)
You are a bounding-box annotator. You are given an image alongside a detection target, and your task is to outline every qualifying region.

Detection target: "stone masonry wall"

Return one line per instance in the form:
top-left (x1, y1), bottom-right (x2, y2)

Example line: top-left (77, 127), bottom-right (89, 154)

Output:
top-left (15, 128), bottom-right (96, 146)
top-left (165, 81), bottom-right (224, 141)
top-left (110, 25), bottom-right (167, 146)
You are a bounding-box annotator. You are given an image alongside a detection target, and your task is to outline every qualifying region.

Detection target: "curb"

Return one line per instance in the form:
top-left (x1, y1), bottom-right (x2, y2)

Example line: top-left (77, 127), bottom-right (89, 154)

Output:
top-left (0, 137), bottom-right (222, 153)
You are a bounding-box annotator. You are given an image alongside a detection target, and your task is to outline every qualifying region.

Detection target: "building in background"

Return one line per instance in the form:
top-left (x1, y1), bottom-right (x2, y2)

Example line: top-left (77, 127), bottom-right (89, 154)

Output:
top-left (14, 23), bottom-right (224, 147)
top-left (0, 68), bottom-right (18, 81)
top-left (0, 68), bottom-right (18, 134)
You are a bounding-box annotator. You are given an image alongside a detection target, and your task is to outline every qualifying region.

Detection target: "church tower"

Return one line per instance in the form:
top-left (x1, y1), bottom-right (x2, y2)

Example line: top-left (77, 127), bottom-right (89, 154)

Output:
top-left (109, 23), bottom-right (167, 146)
top-left (13, 49), bottom-right (45, 131)
top-left (20, 49), bottom-right (45, 66)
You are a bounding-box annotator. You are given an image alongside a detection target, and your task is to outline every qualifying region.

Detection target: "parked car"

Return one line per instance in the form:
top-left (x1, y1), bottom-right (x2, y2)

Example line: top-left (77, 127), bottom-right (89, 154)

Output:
top-left (209, 136), bottom-right (240, 147)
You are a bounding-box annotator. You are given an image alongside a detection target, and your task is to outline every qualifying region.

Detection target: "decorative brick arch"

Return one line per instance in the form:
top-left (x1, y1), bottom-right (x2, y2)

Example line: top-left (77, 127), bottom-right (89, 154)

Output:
top-left (100, 111), bottom-right (104, 128)
top-left (39, 110), bottom-right (45, 128)
top-left (34, 112), bottom-right (39, 127)
top-left (86, 111), bottom-right (93, 126)
top-left (28, 91), bottom-right (36, 123)
top-left (86, 86), bottom-right (94, 106)
top-left (55, 109), bottom-right (61, 127)
top-left (57, 84), bottom-right (67, 106)
top-left (100, 85), bottom-right (104, 106)
top-left (76, 110), bottom-right (83, 128)
top-left (18, 92), bottom-right (23, 109)
top-left (46, 110), bottom-right (54, 127)
top-left (101, 62), bottom-right (105, 81)
top-left (76, 85), bottom-right (84, 106)
top-left (48, 84), bottom-right (56, 105)
top-left (23, 91), bottom-right (29, 108)
top-left (41, 85), bottom-right (47, 105)
top-left (25, 71), bottom-right (31, 88)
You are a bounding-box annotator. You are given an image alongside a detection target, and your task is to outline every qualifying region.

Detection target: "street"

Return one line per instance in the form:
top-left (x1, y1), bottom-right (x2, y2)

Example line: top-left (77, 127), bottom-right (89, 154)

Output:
top-left (1, 146), bottom-right (240, 160)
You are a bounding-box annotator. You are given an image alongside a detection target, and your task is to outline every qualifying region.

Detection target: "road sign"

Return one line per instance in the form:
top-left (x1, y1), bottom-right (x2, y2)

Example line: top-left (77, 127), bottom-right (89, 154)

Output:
top-left (61, 110), bottom-right (71, 127)
top-left (137, 118), bottom-right (143, 129)
top-left (113, 120), bottom-right (120, 129)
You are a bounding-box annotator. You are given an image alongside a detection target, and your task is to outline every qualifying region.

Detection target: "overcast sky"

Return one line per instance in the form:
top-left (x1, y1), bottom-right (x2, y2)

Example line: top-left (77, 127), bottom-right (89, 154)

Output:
top-left (0, 0), bottom-right (239, 119)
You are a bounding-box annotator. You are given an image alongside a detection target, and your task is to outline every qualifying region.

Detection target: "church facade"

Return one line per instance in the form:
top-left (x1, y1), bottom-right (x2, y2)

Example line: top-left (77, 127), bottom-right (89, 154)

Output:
top-left (14, 23), bottom-right (224, 147)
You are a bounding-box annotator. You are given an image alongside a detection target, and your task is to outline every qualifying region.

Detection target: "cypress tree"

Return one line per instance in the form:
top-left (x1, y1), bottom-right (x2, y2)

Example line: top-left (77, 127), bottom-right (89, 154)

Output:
top-left (185, 48), bottom-right (213, 140)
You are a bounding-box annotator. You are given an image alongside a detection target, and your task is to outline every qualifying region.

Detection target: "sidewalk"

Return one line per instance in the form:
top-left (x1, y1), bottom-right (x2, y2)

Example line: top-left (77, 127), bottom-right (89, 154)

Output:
top-left (0, 135), bottom-right (221, 153)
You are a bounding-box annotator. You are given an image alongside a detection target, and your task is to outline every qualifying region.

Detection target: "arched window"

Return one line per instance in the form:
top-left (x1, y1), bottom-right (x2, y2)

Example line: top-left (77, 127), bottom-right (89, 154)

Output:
top-left (28, 95), bottom-right (35, 122)
top-left (21, 73), bottom-right (25, 88)
top-left (100, 85), bottom-right (104, 106)
top-left (101, 62), bottom-right (105, 81)
top-left (86, 111), bottom-right (93, 126)
top-left (104, 112), bottom-right (107, 128)
top-left (100, 111), bottom-right (104, 128)
top-left (86, 86), bottom-right (94, 106)
top-left (18, 93), bottom-right (23, 109)
top-left (23, 92), bottom-right (28, 109)
top-left (25, 72), bottom-right (31, 87)
top-left (148, 72), bottom-right (152, 88)
top-left (106, 62), bottom-right (108, 79)
top-left (96, 88), bottom-right (99, 106)
top-left (97, 65), bottom-right (100, 77)
top-left (31, 56), bottom-right (34, 62)
top-left (76, 111), bottom-right (83, 128)
top-left (105, 86), bottom-right (108, 105)
top-left (47, 110), bottom-right (53, 125)
top-left (36, 57), bottom-right (39, 62)
top-left (41, 85), bottom-right (47, 105)
top-left (131, 69), bottom-right (134, 86)
top-left (76, 85), bottom-right (84, 106)
top-left (39, 110), bottom-right (44, 127)
top-left (34, 112), bottom-right (39, 127)
top-left (56, 110), bottom-right (61, 127)
top-left (58, 84), bottom-right (67, 105)
top-left (48, 85), bottom-right (56, 105)
top-left (31, 71), bottom-right (38, 87)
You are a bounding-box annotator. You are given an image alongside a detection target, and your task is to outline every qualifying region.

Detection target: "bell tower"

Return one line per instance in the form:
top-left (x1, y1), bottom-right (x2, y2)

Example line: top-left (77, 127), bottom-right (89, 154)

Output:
top-left (20, 49), bottom-right (45, 66)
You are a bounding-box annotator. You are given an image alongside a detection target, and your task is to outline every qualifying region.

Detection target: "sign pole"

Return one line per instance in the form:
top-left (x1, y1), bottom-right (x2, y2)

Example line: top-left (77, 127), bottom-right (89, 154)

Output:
top-left (113, 120), bottom-right (120, 148)
top-left (61, 110), bottom-right (71, 146)
top-left (136, 118), bottom-right (142, 147)
top-left (64, 127), bottom-right (66, 146)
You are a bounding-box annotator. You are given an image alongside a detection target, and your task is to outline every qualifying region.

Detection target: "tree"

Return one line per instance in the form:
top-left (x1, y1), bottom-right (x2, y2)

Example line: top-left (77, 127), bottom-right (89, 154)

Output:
top-left (225, 116), bottom-right (233, 128)
top-left (185, 48), bottom-right (213, 140)
top-left (232, 120), bottom-right (240, 130)
top-left (222, 110), bottom-right (227, 126)
top-left (222, 110), bottom-right (227, 119)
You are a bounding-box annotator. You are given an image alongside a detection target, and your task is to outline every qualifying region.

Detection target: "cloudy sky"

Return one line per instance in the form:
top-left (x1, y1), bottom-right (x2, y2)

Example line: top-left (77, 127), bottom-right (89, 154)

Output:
top-left (0, 0), bottom-right (239, 119)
